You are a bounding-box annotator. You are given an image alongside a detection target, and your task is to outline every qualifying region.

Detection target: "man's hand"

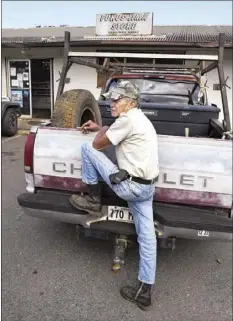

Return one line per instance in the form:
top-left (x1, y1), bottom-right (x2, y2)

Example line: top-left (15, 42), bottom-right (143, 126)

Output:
top-left (81, 120), bottom-right (100, 134)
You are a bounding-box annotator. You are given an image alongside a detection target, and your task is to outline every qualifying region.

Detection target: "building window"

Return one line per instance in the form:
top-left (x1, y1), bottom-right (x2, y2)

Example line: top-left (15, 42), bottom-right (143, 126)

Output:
top-left (96, 49), bottom-right (186, 88)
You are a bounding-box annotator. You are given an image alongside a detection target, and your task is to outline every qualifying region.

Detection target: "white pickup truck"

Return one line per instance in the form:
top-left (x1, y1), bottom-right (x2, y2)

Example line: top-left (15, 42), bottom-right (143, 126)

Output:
top-left (17, 32), bottom-right (232, 268)
top-left (18, 118), bottom-right (232, 240)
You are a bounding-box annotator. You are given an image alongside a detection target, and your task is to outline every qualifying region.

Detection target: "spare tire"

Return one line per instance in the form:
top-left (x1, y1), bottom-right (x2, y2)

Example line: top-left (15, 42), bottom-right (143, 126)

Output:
top-left (51, 89), bottom-right (102, 128)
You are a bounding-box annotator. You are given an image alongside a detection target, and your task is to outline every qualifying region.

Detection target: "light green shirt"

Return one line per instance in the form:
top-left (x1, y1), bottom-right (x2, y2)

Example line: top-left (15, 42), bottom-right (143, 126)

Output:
top-left (106, 108), bottom-right (159, 180)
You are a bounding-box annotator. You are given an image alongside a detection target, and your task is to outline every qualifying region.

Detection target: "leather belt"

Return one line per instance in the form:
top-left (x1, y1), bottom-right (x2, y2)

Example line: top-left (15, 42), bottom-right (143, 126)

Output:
top-left (128, 175), bottom-right (157, 185)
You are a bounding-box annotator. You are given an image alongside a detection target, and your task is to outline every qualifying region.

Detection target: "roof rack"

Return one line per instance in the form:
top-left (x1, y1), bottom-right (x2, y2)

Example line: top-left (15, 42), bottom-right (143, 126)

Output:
top-left (68, 51), bottom-right (218, 61)
top-left (56, 31), bottom-right (231, 131)
top-left (125, 69), bottom-right (196, 74)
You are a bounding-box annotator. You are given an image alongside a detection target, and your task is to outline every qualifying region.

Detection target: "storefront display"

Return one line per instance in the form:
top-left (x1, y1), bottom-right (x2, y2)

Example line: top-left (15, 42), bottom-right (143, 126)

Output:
top-left (9, 60), bottom-right (31, 115)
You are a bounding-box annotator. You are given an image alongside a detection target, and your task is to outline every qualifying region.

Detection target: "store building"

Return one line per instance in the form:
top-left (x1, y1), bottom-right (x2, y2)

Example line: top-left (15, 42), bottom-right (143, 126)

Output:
top-left (1, 18), bottom-right (232, 124)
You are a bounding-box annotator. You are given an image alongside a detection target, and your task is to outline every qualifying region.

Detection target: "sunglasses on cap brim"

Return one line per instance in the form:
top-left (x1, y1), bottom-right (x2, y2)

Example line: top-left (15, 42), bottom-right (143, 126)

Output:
top-left (102, 91), bottom-right (137, 101)
top-left (111, 93), bottom-right (138, 101)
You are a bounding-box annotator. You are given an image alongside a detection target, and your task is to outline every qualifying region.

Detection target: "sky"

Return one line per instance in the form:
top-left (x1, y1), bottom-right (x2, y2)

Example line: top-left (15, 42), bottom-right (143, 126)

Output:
top-left (2, 1), bottom-right (232, 29)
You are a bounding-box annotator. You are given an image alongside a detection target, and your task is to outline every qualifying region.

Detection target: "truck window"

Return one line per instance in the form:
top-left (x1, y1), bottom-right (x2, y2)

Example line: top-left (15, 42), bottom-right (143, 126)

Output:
top-left (108, 78), bottom-right (203, 105)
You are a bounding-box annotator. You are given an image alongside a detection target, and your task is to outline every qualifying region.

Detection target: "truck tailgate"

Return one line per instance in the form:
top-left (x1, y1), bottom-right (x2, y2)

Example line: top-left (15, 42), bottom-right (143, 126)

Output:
top-left (32, 127), bottom-right (232, 209)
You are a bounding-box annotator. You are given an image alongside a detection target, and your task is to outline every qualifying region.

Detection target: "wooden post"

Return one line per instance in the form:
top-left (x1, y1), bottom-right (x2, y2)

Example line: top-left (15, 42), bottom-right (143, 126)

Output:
top-left (100, 58), bottom-right (110, 95)
top-left (217, 33), bottom-right (231, 131)
top-left (200, 61), bottom-right (218, 76)
top-left (70, 57), bottom-right (110, 72)
top-left (56, 31), bottom-right (71, 102)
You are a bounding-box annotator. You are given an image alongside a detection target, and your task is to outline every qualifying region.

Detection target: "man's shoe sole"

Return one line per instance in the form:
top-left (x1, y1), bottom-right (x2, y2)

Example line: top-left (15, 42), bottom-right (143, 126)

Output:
top-left (136, 302), bottom-right (152, 311)
top-left (69, 197), bottom-right (102, 218)
top-left (120, 288), bottom-right (152, 311)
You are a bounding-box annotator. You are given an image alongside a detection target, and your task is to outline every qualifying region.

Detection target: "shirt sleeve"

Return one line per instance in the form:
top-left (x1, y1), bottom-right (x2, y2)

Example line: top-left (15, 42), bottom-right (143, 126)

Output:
top-left (106, 115), bottom-right (131, 146)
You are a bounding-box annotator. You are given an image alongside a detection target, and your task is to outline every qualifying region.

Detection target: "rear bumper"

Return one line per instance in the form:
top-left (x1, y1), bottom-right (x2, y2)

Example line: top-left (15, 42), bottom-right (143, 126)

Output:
top-left (17, 192), bottom-right (233, 242)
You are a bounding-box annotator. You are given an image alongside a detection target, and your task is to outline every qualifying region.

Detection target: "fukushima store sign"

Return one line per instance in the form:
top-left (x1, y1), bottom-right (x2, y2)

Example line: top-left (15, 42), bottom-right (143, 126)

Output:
top-left (96, 12), bottom-right (153, 36)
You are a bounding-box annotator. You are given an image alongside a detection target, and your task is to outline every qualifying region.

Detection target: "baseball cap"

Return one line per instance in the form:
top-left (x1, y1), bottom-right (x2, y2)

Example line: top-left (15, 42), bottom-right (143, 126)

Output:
top-left (102, 80), bottom-right (140, 101)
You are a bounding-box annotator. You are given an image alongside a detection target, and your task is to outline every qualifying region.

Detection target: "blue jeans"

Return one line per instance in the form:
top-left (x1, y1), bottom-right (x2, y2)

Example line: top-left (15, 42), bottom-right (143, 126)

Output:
top-left (81, 142), bottom-right (157, 285)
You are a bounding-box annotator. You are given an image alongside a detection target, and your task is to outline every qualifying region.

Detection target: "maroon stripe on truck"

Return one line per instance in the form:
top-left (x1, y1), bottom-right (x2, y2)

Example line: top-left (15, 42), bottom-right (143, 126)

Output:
top-left (34, 175), bottom-right (231, 209)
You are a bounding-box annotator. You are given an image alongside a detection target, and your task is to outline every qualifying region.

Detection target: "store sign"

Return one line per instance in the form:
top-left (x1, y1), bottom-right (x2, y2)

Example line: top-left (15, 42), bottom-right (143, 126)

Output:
top-left (96, 12), bottom-right (153, 36)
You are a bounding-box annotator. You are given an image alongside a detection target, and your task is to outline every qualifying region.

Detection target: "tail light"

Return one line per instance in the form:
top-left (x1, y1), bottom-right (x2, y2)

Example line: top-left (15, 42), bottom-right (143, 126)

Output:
top-left (24, 132), bottom-right (36, 173)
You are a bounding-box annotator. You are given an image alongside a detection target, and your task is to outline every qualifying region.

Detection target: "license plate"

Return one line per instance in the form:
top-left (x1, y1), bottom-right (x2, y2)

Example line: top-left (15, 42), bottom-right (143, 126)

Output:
top-left (107, 206), bottom-right (134, 223)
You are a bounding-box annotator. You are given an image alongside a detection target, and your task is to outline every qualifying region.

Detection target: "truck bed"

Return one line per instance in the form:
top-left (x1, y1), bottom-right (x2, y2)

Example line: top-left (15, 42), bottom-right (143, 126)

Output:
top-left (98, 101), bottom-right (221, 137)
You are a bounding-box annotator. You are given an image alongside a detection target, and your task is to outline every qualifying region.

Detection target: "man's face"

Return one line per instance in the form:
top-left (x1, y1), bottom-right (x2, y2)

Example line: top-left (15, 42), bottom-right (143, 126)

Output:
top-left (111, 98), bottom-right (135, 117)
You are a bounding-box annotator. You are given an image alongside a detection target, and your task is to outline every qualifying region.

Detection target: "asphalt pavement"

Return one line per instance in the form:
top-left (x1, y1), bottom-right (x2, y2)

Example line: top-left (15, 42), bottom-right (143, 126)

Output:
top-left (1, 135), bottom-right (232, 321)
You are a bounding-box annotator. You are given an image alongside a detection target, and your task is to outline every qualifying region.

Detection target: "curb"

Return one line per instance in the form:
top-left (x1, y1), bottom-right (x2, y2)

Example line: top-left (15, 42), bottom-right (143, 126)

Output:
top-left (17, 129), bottom-right (30, 135)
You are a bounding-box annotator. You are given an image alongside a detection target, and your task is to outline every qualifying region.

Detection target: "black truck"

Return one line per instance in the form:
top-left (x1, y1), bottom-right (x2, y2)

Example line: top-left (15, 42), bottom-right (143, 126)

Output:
top-left (1, 99), bottom-right (22, 136)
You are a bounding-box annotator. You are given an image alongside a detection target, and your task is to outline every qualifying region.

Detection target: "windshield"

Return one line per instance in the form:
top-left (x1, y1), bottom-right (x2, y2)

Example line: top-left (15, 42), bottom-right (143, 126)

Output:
top-left (108, 78), bottom-right (202, 103)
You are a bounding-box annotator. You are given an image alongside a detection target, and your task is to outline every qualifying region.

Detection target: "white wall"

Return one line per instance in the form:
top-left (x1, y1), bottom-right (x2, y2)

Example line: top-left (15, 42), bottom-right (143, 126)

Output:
top-left (1, 58), bottom-right (7, 97)
top-left (53, 58), bottom-right (101, 102)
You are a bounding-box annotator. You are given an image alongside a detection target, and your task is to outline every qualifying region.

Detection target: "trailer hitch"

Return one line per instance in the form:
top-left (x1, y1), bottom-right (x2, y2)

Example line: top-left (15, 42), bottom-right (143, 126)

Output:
top-left (112, 235), bottom-right (129, 272)
top-left (76, 224), bottom-right (163, 273)
top-left (76, 226), bottom-right (135, 272)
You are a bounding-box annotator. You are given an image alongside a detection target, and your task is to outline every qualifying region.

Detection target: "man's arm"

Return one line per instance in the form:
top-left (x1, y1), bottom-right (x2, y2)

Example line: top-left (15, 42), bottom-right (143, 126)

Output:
top-left (92, 126), bottom-right (111, 150)
top-left (92, 115), bottom-right (131, 150)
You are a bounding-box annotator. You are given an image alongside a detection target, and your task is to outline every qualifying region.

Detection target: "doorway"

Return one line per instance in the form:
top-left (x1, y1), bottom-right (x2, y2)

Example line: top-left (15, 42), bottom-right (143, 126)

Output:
top-left (31, 59), bottom-right (53, 119)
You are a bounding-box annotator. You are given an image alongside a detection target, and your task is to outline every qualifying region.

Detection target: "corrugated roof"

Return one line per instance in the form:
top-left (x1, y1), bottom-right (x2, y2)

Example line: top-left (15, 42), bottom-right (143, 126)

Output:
top-left (2, 25), bottom-right (232, 46)
top-left (2, 26), bottom-right (95, 38)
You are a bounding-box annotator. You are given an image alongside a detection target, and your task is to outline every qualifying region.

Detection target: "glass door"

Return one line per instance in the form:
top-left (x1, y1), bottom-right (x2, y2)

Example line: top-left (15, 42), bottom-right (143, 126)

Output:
top-left (8, 59), bottom-right (32, 117)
